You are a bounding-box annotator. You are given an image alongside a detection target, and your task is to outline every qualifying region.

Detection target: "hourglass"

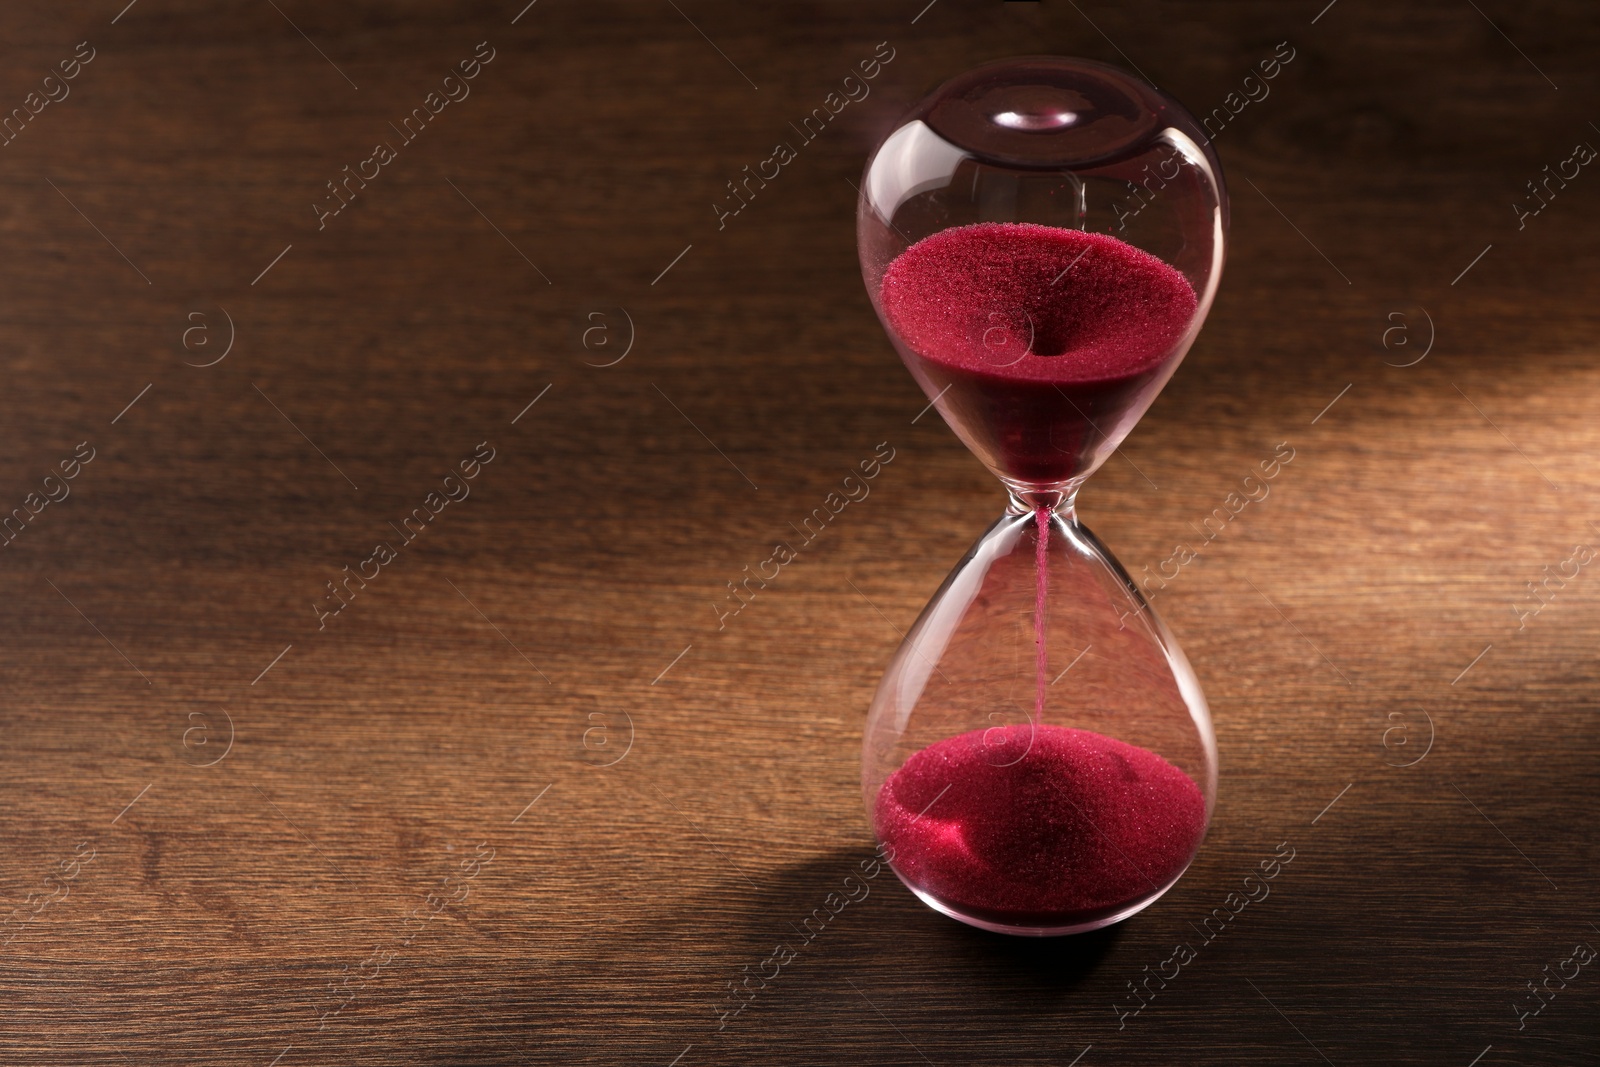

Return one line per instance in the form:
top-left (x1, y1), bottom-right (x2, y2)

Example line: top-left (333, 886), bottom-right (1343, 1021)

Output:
top-left (858, 57), bottom-right (1226, 936)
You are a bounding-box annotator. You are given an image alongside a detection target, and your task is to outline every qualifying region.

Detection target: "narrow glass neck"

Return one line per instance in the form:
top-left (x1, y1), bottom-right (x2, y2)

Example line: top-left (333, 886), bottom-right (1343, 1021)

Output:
top-left (1003, 480), bottom-right (1081, 518)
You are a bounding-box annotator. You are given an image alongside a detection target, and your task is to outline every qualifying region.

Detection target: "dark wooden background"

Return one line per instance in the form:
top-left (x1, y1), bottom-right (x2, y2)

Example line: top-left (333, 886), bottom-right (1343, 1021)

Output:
top-left (1, 1), bottom-right (1596, 1064)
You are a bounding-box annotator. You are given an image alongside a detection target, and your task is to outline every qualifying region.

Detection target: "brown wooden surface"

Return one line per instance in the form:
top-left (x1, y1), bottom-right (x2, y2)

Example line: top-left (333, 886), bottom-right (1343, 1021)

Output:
top-left (2, 1), bottom-right (1597, 1064)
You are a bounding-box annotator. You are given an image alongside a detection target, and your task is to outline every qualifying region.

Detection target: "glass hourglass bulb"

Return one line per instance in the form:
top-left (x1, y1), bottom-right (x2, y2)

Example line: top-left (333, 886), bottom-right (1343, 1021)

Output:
top-left (857, 57), bottom-right (1227, 936)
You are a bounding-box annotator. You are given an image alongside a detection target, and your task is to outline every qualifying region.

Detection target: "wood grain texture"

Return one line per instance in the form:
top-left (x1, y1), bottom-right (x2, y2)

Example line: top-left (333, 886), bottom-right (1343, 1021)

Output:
top-left (1, 1), bottom-right (1597, 1064)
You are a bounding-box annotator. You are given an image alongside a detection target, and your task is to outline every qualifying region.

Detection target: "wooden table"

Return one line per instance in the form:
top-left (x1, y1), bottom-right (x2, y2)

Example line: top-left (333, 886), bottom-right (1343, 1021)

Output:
top-left (2, 1), bottom-right (1596, 1064)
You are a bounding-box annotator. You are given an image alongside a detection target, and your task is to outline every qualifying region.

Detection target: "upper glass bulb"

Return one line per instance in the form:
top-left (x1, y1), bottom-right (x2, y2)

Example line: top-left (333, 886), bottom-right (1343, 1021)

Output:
top-left (857, 56), bottom-right (1228, 497)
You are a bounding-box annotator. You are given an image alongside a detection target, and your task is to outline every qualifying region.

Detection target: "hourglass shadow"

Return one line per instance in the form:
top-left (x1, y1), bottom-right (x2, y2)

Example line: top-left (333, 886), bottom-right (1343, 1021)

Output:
top-left (854, 870), bottom-right (1127, 1002)
top-left (733, 847), bottom-right (1127, 1001)
top-left (931, 906), bottom-right (1125, 982)
top-left (407, 846), bottom-right (1126, 1066)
